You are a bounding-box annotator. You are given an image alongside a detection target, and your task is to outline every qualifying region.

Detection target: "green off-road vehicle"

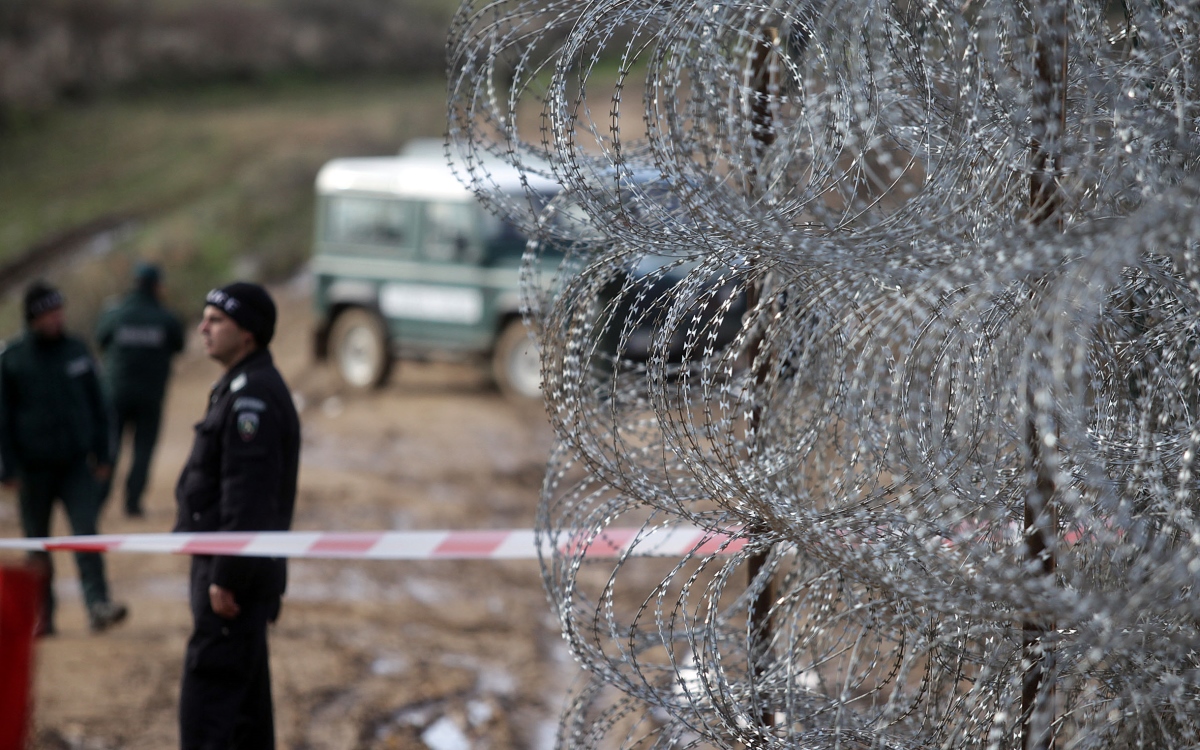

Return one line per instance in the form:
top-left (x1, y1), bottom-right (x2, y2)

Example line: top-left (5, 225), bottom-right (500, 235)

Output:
top-left (310, 143), bottom-right (558, 401)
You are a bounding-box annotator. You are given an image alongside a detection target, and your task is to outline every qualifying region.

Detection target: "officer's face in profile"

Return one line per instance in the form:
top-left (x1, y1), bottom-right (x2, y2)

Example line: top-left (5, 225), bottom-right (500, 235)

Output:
top-left (29, 307), bottom-right (65, 340)
top-left (199, 305), bottom-right (255, 368)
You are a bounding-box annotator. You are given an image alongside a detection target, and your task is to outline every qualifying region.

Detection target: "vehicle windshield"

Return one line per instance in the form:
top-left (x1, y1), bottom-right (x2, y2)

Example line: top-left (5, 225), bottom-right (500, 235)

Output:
top-left (324, 195), bottom-right (413, 247)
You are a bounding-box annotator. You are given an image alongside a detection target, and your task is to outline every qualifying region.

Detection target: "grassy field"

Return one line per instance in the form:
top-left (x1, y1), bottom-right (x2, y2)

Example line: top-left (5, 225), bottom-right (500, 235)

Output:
top-left (0, 73), bottom-right (450, 338)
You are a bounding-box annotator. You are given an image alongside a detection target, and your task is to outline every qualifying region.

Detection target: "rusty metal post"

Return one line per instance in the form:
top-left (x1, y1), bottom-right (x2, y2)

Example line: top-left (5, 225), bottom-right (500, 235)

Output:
top-left (745, 24), bottom-right (779, 733)
top-left (1022, 3), bottom-right (1069, 749)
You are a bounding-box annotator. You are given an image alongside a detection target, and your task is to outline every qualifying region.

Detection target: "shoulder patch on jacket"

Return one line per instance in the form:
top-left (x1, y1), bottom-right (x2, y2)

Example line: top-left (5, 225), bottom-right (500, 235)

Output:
top-left (233, 396), bottom-right (267, 413)
top-left (237, 411), bottom-right (260, 441)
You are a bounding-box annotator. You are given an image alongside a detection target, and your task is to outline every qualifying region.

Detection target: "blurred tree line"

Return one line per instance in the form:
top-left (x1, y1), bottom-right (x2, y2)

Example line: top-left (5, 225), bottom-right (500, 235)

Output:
top-left (0, 0), bottom-right (456, 125)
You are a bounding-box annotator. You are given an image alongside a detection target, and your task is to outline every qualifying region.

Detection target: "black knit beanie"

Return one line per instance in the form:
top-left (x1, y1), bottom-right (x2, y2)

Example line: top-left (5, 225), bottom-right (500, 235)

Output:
top-left (24, 281), bottom-right (64, 323)
top-left (204, 282), bottom-right (276, 347)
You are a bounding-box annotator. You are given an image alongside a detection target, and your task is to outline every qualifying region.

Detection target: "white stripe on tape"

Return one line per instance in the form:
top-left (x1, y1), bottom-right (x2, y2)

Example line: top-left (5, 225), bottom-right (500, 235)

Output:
top-left (0, 528), bottom-right (748, 561)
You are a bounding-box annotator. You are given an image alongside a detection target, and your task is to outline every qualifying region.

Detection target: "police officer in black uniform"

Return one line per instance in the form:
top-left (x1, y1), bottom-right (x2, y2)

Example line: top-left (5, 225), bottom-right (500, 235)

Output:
top-left (95, 262), bottom-right (185, 517)
top-left (0, 281), bottom-right (128, 635)
top-left (175, 282), bottom-right (299, 750)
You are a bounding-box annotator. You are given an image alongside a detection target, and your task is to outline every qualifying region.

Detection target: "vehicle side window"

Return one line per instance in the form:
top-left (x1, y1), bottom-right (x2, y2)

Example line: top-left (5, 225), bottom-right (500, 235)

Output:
top-left (479, 211), bottom-right (529, 264)
top-left (422, 201), bottom-right (476, 263)
top-left (326, 196), bottom-right (415, 249)
top-left (481, 212), bottom-right (525, 244)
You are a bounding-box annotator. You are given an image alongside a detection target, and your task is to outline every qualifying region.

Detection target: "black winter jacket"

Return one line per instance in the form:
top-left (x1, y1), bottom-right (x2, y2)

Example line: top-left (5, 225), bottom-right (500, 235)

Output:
top-left (0, 331), bottom-right (111, 480)
top-left (174, 348), bottom-right (300, 600)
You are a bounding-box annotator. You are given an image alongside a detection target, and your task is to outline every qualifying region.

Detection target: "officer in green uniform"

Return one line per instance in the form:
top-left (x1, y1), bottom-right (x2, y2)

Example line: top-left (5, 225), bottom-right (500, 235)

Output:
top-left (95, 263), bottom-right (185, 517)
top-left (0, 281), bottom-right (128, 635)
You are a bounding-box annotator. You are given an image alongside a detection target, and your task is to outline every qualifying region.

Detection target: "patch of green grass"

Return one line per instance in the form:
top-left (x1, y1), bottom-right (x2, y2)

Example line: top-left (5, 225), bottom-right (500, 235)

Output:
top-left (0, 73), bottom-right (452, 340)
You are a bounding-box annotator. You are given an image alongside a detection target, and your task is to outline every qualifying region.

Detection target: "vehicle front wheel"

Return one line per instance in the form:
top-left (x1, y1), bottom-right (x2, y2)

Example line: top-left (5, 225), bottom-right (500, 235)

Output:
top-left (492, 319), bottom-right (542, 402)
top-left (329, 308), bottom-right (393, 391)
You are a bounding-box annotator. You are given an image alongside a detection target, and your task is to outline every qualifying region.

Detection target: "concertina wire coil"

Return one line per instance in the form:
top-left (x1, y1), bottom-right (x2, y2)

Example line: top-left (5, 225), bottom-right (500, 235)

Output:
top-left (446, 1), bottom-right (1200, 747)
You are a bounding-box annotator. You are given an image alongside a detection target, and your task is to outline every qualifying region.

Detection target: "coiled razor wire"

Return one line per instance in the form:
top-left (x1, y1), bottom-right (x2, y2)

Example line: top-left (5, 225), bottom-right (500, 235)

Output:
top-left (447, 0), bottom-right (1200, 747)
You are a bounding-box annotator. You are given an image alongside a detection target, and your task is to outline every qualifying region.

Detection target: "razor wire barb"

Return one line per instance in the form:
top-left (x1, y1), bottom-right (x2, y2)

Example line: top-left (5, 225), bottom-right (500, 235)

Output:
top-left (447, 1), bottom-right (1200, 748)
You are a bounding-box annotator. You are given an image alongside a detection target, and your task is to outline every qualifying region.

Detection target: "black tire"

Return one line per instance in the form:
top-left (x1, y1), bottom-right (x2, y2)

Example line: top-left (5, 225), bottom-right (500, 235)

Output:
top-left (329, 308), bottom-right (393, 391)
top-left (492, 319), bottom-right (542, 402)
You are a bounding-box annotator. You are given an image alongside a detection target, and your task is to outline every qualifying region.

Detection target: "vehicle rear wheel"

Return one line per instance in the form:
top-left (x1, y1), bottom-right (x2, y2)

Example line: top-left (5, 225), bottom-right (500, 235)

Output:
top-left (329, 308), bottom-right (393, 391)
top-left (492, 319), bottom-right (542, 402)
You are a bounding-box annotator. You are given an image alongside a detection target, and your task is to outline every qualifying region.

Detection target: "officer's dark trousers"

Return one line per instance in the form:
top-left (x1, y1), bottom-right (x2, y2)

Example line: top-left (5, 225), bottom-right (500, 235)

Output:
top-left (110, 392), bottom-right (164, 515)
top-left (18, 461), bottom-right (110, 626)
top-left (180, 561), bottom-right (276, 750)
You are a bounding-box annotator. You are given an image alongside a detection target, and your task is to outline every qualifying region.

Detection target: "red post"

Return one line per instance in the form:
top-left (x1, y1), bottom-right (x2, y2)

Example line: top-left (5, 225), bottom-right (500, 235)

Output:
top-left (0, 565), bottom-right (44, 750)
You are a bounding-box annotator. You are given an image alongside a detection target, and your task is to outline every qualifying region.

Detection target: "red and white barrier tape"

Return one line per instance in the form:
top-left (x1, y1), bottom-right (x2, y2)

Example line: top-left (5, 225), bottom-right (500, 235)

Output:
top-left (0, 527), bottom-right (747, 561)
top-left (0, 520), bottom-right (1110, 561)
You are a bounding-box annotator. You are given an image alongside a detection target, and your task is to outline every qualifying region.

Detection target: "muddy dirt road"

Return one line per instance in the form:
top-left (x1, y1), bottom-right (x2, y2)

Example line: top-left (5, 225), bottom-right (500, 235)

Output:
top-left (0, 279), bottom-right (581, 750)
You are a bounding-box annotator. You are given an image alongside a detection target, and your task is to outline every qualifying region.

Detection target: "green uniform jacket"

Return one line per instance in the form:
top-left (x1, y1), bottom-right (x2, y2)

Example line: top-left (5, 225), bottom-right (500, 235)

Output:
top-left (95, 289), bottom-right (185, 403)
top-left (0, 332), bottom-right (112, 481)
